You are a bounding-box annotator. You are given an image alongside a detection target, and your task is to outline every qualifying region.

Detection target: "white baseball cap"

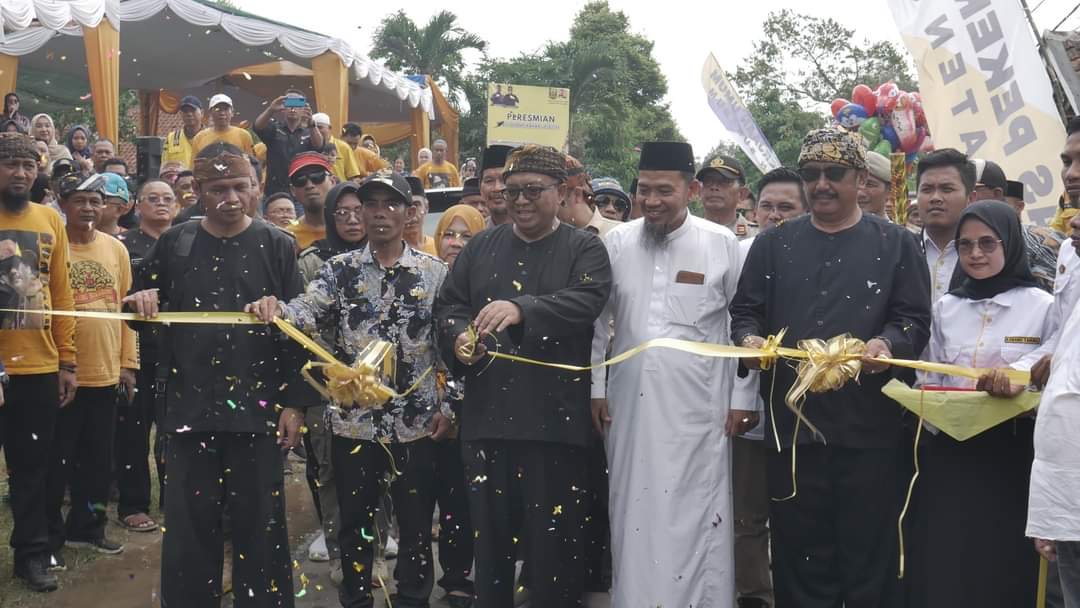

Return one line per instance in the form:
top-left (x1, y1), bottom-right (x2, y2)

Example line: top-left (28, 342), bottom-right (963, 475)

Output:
top-left (209, 93), bottom-right (233, 109)
top-left (312, 112), bottom-right (331, 127)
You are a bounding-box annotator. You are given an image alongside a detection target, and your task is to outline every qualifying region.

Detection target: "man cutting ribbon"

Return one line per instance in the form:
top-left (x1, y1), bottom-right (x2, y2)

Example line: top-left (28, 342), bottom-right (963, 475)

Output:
top-left (730, 127), bottom-right (932, 607)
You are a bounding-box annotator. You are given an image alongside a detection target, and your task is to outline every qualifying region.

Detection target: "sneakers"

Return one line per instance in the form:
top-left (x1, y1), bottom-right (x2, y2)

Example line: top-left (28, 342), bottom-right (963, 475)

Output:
top-left (47, 552), bottom-right (67, 572)
top-left (14, 557), bottom-right (58, 592)
top-left (384, 535), bottom-right (398, 559)
top-left (308, 531), bottom-right (329, 562)
top-left (66, 536), bottom-right (124, 555)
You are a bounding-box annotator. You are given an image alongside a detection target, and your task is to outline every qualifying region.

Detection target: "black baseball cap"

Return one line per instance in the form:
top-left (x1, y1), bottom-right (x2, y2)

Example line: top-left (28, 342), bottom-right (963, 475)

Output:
top-left (696, 154), bottom-right (744, 181)
top-left (972, 159), bottom-right (1007, 191)
top-left (179, 95), bottom-right (202, 111)
top-left (359, 170), bottom-right (413, 205)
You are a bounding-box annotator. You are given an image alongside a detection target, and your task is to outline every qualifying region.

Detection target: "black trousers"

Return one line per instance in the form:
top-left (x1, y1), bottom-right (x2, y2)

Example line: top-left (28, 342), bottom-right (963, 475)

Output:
top-left (432, 438), bottom-right (474, 595)
top-left (160, 432), bottom-right (293, 608)
top-left (0, 373), bottom-right (59, 564)
top-left (46, 385), bottom-right (118, 549)
top-left (115, 367), bottom-right (158, 518)
top-left (582, 438), bottom-right (610, 592)
top-left (332, 436), bottom-right (437, 608)
top-left (768, 444), bottom-right (903, 608)
top-left (463, 439), bottom-right (587, 608)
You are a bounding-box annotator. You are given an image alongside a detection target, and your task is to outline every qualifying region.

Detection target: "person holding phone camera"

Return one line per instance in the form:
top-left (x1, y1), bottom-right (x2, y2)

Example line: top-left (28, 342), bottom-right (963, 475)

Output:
top-left (255, 89), bottom-right (324, 197)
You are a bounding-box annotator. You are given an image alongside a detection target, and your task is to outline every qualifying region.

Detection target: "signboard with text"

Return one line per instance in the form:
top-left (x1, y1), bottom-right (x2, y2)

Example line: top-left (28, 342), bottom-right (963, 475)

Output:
top-left (486, 83), bottom-right (571, 151)
top-left (887, 0), bottom-right (1065, 223)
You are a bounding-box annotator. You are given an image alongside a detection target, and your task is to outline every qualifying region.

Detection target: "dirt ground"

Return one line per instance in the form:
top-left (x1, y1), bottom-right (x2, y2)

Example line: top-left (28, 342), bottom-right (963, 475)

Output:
top-left (0, 453), bottom-right (610, 608)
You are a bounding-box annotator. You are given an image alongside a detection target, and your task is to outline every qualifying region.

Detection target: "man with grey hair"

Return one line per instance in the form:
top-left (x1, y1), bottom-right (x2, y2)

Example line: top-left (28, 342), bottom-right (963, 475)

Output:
top-left (414, 139), bottom-right (460, 189)
top-left (858, 150), bottom-right (891, 218)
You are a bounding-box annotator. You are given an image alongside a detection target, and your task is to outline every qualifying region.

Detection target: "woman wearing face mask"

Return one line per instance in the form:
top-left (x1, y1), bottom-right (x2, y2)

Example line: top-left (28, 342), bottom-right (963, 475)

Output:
top-left (29, 113), bottom-right (73, 174)
top-left (429, 203), bottom-right (485, 608)
top-left (909, 200), bottom-right (1054, 608)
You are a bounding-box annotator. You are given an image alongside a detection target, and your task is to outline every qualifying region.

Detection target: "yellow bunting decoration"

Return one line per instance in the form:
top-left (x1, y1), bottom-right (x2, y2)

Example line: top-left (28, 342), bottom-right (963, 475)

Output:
top-left (881, 379), bottom-right (1040, 441)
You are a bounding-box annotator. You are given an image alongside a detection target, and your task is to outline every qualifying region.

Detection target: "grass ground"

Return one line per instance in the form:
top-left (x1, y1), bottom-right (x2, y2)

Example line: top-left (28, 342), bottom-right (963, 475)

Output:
top-left (0, 432), bottom-right (163, 607)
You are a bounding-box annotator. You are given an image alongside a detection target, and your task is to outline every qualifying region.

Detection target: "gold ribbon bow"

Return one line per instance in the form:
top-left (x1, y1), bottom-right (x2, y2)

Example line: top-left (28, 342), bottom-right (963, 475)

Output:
top-left (783, 334), bottom-right (866, 441)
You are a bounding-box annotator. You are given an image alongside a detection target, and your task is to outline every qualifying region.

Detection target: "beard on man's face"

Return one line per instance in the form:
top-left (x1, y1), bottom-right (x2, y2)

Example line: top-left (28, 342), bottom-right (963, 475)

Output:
top-left (1, 188), bottom-right (29, 212)
top-left (640, 219), bottom-right (671, 251)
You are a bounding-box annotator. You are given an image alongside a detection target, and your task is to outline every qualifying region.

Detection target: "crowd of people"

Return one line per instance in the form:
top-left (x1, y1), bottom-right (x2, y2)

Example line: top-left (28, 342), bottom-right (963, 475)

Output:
top-left (1, 83), bottom-right (1080, 608)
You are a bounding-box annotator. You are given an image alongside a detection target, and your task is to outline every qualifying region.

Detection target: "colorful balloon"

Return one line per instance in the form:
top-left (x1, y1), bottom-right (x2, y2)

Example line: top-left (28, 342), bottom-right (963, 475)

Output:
top-left (831, 98), bottom-right (850, 118)
top-left (876, 82), bottom-right (900, 117)
top-left (852, 84), bottom-right (877, 116)
top-left (881, 123), bottom-right (900, 151)
top-left (859, 117), bottom-right (882, 146)
top-left (836, 103), bottom-right (868, 129)
top-left (874, 140), bottom-right (893, 156)
top-left (892, 93), bottom-right (921, 153)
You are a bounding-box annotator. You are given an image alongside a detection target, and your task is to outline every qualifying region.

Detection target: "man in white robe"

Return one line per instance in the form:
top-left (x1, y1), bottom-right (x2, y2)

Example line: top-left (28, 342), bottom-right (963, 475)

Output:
top-left (590, 141), bottom-right (754, 607)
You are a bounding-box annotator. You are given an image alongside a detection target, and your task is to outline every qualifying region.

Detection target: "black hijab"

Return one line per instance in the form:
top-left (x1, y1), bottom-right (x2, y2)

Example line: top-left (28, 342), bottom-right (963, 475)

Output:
top-left (310, 181), bottom-right (366, 259)
top-left (947, 200), bottom-right (1039, 300)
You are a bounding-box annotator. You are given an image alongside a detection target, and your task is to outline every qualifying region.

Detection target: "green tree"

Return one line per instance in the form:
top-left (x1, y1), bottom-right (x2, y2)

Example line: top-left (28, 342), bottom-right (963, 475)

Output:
top-left (461, 1), bottom-right (682, 184)
top-left (713, 10), bottom-right (916, 182)
top-left (370, 10), bottom-right (486, 105)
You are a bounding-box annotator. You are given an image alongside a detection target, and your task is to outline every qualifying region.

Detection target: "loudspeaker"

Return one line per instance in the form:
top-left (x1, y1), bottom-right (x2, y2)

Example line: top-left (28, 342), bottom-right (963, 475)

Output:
top-left (135, 136), bottom-right (163, 184)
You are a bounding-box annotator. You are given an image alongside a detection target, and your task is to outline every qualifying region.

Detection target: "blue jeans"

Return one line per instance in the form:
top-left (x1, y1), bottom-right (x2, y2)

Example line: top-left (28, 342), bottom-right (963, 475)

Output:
top-left (1059, 541), bottom-right (1080, 608)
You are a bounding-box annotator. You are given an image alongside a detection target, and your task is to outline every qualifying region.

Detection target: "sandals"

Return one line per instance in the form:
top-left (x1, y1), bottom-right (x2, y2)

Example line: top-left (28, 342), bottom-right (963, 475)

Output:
top-left (120, 513), bottom-right (159, 532)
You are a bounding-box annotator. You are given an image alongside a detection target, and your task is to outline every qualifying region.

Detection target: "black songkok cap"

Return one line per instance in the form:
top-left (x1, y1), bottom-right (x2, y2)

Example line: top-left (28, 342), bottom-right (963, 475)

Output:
top-left (481, 145), bottom-right (513, 172)
top-left (405, 176), bottom-right (424, 198)
top-left (638, 141), bottom-right (695, 173)
top-left (462, 177), bottom-right (480, 196)
top-left (1006, 180), bottom-right (1026, 200)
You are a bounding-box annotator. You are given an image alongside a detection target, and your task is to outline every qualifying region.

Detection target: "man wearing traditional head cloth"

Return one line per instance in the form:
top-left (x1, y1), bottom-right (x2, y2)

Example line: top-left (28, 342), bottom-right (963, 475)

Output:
top-left (590, 141), bottom-right (746, 606)
top-left (0, 132), bottom-right (76, 592)
top-left (124, 142), bottom-right (307, 607)
top-left (436, 144), bottom-right (612, 607)
top-left (731, 128), bottom-right (932, 606)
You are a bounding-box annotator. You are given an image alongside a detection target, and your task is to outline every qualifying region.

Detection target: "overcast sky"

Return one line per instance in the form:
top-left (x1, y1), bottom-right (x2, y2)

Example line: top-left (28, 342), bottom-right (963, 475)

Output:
top-left (235, 0), bottom-right (1080, 158)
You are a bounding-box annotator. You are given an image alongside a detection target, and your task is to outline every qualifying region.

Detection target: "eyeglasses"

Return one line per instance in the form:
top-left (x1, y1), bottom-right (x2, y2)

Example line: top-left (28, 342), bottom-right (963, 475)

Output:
top-left (799, 166), bottom-right (851, 183)
top-left (595, 195), bottom-right (628, 211)
top-left (142, 195), bottom-right (175, 206)
top-left (957, 237), bottom-right (1002, 255)
top-left (441, 230), bottom-right (472, 243)
top-left (290, 171), bottom-right (329, 188)
top-left (498, 183), bottom-right (558, 202)
top-left (333, 207), bottom-right (363, 221)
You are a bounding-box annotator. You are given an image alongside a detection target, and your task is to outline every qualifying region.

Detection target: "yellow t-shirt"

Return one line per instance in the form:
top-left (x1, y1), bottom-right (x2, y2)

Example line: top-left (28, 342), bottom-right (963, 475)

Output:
top-left (191, 126), bottom-right (256, 157)
top-left (354, 146), bottom-right (389, 177)
top-left (414, 161), bottom-right (461, 188)
top-left (69, 233), bottom-right (139, 386)
top-left (288, 221), bottom-right (326, 251)
top-left (0, 202), bottom-right (77, 374)
top-left (331, 137), bottom-right (363, 181)
top-left (162, 128), bottom-right (196, 169)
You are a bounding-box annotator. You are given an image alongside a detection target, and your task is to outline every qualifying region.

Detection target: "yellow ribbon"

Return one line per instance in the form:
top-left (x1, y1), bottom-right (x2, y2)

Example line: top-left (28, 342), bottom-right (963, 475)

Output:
top-left (0, 309), bottom-right (421, 411)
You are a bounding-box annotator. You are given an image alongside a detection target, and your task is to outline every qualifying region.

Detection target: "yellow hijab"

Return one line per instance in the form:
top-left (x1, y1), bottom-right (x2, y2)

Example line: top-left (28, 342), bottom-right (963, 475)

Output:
top-left (434, 204), bottom-right (486, 260)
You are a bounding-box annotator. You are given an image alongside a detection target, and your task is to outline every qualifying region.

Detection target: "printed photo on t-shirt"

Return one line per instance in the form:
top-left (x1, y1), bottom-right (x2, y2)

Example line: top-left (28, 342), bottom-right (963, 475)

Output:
top-left (0, 230), bottom-right (51, 329)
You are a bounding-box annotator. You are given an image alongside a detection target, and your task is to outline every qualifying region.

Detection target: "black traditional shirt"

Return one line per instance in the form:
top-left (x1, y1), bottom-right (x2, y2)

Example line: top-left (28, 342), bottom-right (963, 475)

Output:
top-left (118, 227), bottom-right (162, 368)
top-left (730, 214), bottom-right (932, 448)
top-left (129, 220), bottom-right (304, 434)
top-left (436, 223), bottom-right (612, 448)
top-left (255, 118), bottom-right (320, 196)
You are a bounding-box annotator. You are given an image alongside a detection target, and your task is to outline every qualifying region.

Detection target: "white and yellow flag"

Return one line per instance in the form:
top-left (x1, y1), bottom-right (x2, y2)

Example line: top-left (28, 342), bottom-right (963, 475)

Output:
top-left (886, 0), bottom-right (1065, 223)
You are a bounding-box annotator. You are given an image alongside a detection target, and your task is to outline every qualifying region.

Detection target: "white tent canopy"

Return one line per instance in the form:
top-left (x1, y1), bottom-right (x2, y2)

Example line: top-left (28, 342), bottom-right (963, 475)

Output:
top-left (0, 0), bottom-right (434, 122)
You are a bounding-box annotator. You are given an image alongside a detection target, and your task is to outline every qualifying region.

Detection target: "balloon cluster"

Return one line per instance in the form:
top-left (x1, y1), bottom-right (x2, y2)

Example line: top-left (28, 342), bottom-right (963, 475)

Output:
top-left (830, 82), bottom-right (933, 163)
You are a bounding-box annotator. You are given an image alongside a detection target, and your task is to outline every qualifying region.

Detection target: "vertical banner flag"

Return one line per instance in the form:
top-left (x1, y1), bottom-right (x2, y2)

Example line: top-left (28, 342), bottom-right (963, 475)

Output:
top-left (701, 53), bottom-right (781, 173)
top-left (486, 83), bottom-right (571, 151)
top-left (887, 0), bottom-right (1065, 224)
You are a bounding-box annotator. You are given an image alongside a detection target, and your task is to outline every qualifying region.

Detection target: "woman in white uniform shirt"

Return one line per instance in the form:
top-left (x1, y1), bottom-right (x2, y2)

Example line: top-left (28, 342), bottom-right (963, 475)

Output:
top-left (908, 200), bottom-right (1054, 607)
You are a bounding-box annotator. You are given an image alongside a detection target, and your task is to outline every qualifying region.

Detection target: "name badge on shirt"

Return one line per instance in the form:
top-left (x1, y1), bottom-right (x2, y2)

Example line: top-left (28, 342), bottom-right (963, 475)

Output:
top-left (1004, 336), bottom-right (1042, 345)
top-left (675, 270), bottom-right (705, 285)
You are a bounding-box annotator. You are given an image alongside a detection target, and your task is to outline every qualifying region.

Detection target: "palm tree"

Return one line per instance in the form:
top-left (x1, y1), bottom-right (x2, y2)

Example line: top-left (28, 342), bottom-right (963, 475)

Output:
top-left (370, 10), bottom-right (486, 105)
